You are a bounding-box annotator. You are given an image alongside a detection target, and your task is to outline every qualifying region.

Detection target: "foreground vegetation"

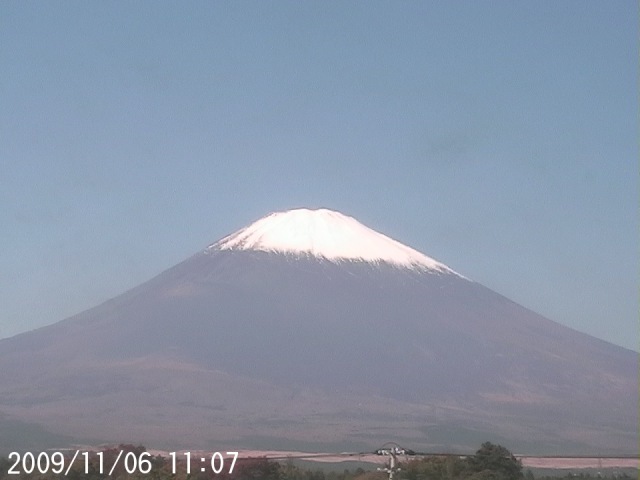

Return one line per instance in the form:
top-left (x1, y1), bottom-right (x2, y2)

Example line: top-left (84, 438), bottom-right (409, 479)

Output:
top-left (0, 442), bottom-right (634, 480)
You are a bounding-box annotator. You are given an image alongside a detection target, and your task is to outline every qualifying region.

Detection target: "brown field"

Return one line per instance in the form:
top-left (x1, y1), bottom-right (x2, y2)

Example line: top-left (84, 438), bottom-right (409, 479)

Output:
top-left (147, 449), bottom-right (638, 470)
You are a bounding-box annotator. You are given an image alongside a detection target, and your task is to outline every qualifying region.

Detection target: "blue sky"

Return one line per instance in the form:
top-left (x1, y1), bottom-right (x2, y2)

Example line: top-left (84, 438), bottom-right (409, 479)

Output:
top-left (1, 1), bottom-right (637, 350)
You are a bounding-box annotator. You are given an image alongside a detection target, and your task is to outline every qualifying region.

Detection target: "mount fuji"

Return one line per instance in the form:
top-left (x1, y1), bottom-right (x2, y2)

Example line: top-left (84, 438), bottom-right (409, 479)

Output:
top-left (212, 208), bottom-right (458, 273)
top-left (0, 208), bottom-right (636, 455)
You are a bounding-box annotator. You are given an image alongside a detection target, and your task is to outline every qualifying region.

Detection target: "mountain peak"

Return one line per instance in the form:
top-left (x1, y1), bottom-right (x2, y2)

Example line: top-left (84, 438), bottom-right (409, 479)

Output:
top-left (209, 208), bottom-right (461, 275)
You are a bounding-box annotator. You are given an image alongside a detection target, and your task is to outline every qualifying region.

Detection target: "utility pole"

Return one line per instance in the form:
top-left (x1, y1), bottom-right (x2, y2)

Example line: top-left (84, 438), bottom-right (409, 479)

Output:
top-left (378, 451), bottom-right (398, 480)
top-left (376, 445), bottom-right (407, 480)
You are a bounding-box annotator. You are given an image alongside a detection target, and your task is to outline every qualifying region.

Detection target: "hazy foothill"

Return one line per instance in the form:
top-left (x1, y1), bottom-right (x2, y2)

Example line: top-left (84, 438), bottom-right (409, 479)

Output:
top-left (0, 209), bottom-right (636, 457)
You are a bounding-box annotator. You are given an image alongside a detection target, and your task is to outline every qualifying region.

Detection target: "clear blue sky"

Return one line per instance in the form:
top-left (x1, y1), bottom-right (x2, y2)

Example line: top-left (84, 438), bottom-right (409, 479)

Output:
top-left (1, 2), bottom-right (637, 350)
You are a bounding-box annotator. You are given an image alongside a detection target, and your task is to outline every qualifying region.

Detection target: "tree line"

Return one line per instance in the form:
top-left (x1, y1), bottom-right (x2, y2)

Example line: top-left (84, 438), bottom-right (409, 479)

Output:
top-left (0, 442), bottom-right (633, 480)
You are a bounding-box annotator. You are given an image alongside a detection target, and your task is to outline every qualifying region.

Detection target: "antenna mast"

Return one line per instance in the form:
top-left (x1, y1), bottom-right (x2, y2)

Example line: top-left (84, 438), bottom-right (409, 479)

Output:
top-left (376, 444), bottom-right (409, 480)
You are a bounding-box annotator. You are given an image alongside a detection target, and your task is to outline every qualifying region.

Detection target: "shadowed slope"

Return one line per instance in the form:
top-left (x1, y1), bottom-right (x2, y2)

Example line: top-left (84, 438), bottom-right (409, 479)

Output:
top-left (0, 210), bottom-right (636, 454)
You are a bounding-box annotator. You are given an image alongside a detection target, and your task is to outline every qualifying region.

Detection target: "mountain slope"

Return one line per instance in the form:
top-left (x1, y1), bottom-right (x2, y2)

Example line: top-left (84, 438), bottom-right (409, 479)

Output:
top-left (0, 209), bottom-right (636, 454)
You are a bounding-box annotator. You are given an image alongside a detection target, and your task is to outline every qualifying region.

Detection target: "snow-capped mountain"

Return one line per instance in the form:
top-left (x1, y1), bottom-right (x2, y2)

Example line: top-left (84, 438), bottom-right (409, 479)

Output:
top-left (0, 209), bottom-right (636, 455)
top-left (212, 208), bottom-right (460, 275)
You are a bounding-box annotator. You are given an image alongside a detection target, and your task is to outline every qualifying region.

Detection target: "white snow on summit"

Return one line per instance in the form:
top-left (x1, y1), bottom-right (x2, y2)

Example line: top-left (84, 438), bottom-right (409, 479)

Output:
top-left (210, 208), bottom-right (462, 275)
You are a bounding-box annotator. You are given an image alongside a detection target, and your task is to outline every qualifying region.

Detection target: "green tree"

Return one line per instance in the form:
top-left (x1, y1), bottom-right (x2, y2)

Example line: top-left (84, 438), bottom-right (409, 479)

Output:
top-left (402, 455), bottom-right (466, 480)
top-left (465, 442), bottom-right (523, 480)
